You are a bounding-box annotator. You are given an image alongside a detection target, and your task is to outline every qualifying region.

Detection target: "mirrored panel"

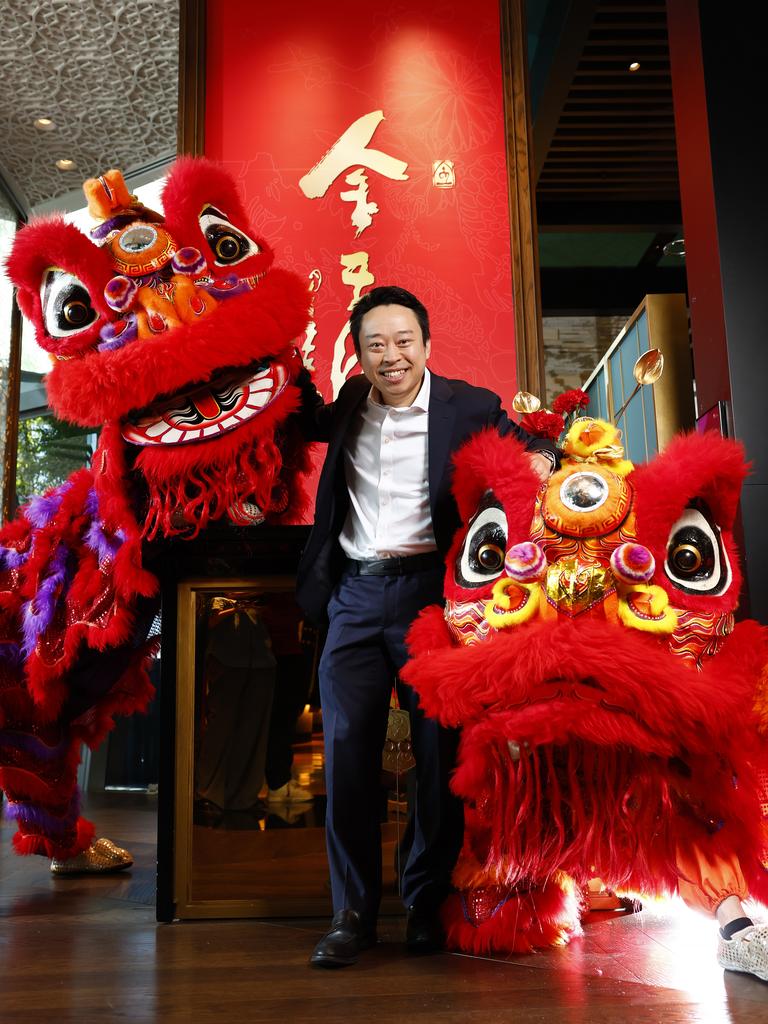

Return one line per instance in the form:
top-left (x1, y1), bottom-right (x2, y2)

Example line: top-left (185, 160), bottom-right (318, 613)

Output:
top-left (174, 577), bottom-right (409, 918)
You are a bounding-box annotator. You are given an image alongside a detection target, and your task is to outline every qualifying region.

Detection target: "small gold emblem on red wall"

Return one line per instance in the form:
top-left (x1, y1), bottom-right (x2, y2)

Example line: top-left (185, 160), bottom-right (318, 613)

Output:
top-left (432, 160), bottom-right (455, 188)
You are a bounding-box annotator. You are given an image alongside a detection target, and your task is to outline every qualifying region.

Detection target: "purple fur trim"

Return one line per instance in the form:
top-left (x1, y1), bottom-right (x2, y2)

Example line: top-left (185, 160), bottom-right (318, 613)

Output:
top-left (98, 313), bottom-right (138, 352)
top-left (21, 542), bottom-right (71, 656)
top-left (82, 487), bottom-right (123, 563)
top-left (0, 728), bottom-right (70, 761)
top-left (4, 791), bottom-right (80, 836)
top-left (84, 518), bottom-right (123, 563)
top-left (9, 547), bottom-right (29, 567)
top-left (90, 212), bottom-right (140, 241)
top-left (26, 491), bottom-right (64, 528)
top-left (0, 542), bottom-right (32, 569)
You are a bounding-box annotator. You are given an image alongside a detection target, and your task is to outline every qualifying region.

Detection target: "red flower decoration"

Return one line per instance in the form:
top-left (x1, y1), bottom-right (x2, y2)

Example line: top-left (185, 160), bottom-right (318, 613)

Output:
top-left (552, 388), bottom-right (590, 416)
top-left (520, 410), bottom-right (565, 440)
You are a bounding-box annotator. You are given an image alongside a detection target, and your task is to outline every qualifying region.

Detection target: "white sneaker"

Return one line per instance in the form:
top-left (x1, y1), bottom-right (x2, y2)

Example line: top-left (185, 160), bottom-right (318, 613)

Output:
top-left (267, 780), bottom-right (313, 804)
top-left (717, 924), bottom-right (768, 982)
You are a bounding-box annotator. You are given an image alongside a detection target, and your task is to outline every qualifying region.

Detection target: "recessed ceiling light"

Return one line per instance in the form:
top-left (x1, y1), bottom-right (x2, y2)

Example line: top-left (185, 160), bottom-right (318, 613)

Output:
top-left (56, 158), bottom-right (76, 171)
top-left (629, 62), bottom-right (641, 72)
top-left (34, 117), bottom-right (55, 131)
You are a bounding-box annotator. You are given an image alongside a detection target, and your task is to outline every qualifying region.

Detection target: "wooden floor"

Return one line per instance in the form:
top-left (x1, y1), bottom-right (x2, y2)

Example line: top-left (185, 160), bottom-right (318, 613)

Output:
top-left (1, 794), bottom-right (767, 1023)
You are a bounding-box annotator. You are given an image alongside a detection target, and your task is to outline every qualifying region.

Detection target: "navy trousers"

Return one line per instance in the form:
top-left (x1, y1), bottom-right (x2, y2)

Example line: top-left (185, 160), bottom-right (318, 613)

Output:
top-left (319, 567), bottom-right (463, 926)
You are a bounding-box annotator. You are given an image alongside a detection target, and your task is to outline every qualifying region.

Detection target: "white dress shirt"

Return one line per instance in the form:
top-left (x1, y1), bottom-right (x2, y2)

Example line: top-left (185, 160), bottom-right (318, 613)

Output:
top-left (339, 369), bottom-right (437, 560)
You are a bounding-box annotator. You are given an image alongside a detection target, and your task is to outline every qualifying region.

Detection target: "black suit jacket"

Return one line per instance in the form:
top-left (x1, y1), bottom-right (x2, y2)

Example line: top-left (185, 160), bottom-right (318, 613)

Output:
top-left (295, 372), bottom-right (557, 623)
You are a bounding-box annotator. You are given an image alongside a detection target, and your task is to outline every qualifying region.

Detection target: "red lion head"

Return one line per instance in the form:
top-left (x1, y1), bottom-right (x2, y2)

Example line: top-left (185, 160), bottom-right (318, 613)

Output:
top-left (6, 158), bottom-right (312, 537)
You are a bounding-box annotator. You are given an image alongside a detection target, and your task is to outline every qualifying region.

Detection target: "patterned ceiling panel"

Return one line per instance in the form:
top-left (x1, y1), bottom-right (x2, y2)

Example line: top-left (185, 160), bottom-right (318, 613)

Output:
top-left (0, 0), bottom-right (179, 210)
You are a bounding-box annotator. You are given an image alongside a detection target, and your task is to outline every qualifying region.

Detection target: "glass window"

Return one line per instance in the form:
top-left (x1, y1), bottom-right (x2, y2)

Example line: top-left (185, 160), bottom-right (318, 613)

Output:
top-left (0, 185), bottom-right (19, 519)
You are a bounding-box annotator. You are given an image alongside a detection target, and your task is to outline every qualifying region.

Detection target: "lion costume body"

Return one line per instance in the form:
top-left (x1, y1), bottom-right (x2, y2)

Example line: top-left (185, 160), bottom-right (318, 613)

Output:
top-left (403, 420), bottom-right (768, 953)
top-left (0, 159), bottom-right (312, 859)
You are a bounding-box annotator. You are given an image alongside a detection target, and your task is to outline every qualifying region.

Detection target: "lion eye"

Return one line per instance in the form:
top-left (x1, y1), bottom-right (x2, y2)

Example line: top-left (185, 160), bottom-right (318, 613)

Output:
top-left (41, 270), bottom-right (98, 337)
top-left (477, 544), bottom-right (505, 571)
top-left (199, 206), bottom-right (259, 267)
top-left (669, 543), bottom-right (703, 575)
top-left (664, 504), bottom-right (730, 595)
top-left (455, 491), bottom-right (508, 588)
top-left (213, 233), bottom-right (242, 262)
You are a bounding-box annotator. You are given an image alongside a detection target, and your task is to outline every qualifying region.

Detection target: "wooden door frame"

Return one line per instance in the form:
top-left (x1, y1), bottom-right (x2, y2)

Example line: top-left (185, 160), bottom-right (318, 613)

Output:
top-left (500, 0), bottom-right (546, 399)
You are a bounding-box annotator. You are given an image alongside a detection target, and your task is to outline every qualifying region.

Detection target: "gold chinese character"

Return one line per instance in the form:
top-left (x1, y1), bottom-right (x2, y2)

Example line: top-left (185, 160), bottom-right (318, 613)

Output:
top-left (299, 110), bottom-right (408, 199)
top-left (340, 169), bottom-right (379, 237)
top-left (329, 253), bottom-right (378, 397)
top-left (340, 252), bottom-right (374, 310)
top-left (301, 269), bottom-right (323, 372)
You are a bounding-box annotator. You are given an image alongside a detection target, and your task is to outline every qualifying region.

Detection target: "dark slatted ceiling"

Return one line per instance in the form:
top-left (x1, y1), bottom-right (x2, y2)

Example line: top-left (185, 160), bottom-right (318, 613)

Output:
top-left (532, 0), bottom-right (685, 312)
top-left (536, 0), bottom-right (678, 212)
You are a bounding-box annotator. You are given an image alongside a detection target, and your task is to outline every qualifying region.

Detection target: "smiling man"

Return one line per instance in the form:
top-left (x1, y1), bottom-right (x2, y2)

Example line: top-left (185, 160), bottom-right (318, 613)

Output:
top-left (296, 286), bottom-right (558, 967)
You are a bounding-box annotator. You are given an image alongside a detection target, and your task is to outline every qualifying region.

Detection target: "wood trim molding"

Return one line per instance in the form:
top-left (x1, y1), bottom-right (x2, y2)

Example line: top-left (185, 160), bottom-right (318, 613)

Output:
top-left (2, 297), bottom-right (22, 524)
top-left (500, 0), bottom-right (546, 399)
top-left (178, 0), bottom-right (207, 156)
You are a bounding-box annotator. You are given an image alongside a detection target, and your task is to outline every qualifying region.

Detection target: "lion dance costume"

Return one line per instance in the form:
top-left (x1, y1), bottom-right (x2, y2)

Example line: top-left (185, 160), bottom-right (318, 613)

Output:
top-left (0, 159), bottom-right (312, 866)
top-left (403, 417), bottom-right (768, 958)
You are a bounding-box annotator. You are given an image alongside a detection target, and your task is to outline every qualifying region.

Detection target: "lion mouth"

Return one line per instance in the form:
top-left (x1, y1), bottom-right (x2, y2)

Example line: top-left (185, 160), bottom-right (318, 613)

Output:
top-left (121, 359), bottom-right (288, 446)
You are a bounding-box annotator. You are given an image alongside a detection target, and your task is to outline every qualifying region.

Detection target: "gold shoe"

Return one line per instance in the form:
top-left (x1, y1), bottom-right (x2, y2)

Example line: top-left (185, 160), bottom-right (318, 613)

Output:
top-left (50, 837), bottom-right (134, 875)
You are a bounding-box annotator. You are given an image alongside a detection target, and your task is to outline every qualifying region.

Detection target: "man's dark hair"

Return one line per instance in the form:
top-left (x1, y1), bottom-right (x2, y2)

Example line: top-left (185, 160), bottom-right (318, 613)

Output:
top-left (349, 286), bottom-right (430, 354)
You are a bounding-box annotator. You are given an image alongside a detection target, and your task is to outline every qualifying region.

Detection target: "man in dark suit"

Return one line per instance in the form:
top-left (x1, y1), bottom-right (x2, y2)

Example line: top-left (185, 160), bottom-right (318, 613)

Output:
top-left (297, 286), bottom-right (557, 967)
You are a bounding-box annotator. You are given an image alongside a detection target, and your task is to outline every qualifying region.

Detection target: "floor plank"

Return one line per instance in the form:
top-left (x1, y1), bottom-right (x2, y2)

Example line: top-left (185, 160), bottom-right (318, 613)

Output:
top-left (1, 794), bottom-right (766, 1022)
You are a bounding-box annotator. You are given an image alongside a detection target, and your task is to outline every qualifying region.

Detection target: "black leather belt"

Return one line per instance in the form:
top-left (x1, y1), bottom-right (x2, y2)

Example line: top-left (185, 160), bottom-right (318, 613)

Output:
top-left (345, 551), bottom-right (443, 576)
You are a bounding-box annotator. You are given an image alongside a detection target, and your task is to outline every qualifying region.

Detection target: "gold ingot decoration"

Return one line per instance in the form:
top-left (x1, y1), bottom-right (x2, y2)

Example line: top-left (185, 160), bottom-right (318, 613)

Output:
top-left (634, 348), bottom-right (664, 385)
top-left (546, 557), bottom-right (613, 616)
top-left (512, 391), bottom-right (541, 414)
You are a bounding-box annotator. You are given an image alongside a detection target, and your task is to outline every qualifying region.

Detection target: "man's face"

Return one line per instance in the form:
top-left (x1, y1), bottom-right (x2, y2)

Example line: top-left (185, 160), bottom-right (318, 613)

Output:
top-left (357, 303), bottom-right (431, 407)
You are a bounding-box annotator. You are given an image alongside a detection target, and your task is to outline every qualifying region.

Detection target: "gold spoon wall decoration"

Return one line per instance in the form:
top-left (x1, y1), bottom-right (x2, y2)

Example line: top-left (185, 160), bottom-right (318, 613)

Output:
top-left (613, 348), bottom-right (664, 422)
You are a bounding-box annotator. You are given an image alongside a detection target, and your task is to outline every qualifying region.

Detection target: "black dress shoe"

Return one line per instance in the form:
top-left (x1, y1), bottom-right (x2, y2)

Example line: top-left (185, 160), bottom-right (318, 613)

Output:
top-left (310, 909), bottom-right (377, 968)
top-left (405, 905), bottom-right (445, 955)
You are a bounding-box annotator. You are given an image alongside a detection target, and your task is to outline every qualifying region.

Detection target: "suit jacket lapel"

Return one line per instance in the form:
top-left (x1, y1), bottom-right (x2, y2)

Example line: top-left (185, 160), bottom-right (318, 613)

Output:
top-left (428, 373), bottom-right (456, 519)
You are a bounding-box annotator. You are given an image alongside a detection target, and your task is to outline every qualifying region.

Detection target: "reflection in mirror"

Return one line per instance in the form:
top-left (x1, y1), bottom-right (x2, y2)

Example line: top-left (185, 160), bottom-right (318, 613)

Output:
top-left (176, 578), bottom-right (411, 916)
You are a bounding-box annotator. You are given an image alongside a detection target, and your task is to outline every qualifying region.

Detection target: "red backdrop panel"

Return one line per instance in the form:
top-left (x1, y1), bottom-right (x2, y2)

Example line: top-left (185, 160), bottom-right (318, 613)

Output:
top-left (205, 0), bottom-right (518, 514)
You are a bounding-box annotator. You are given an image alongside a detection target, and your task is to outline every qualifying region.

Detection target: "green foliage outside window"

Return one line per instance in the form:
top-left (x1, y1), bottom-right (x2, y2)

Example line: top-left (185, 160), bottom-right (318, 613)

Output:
top-left (15, 414), bottom-right (96, 505)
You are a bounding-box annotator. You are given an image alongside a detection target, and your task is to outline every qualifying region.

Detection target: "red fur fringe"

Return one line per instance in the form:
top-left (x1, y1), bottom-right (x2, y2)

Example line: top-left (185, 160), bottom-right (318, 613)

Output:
top-left (132, 385), bottom-right (307, 538)
top-left (12, 816), bottom-right (95, 860)
top-left (442, 879), bottom-right (581, 955)
top-left (93, 420), bottom-right (160, 600)
top-left (404, 613), bottom-right (768, 907)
